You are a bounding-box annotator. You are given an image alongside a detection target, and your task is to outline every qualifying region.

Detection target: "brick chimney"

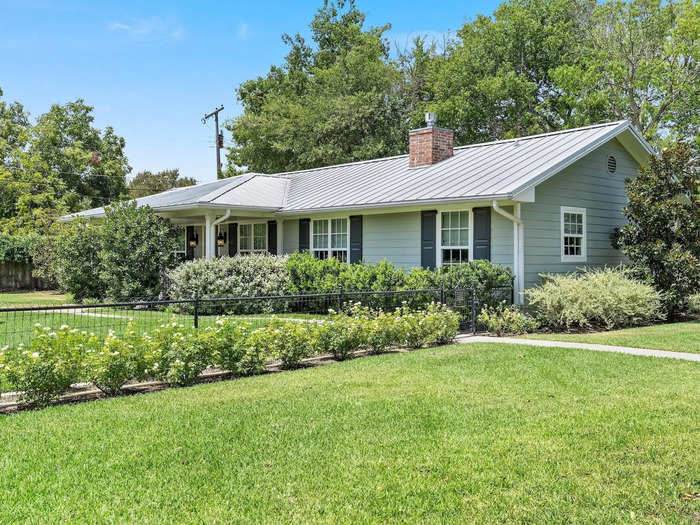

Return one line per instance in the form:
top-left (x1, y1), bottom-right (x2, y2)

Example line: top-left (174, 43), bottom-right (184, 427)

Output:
top-left (409, 113), bottom-right (454, 168)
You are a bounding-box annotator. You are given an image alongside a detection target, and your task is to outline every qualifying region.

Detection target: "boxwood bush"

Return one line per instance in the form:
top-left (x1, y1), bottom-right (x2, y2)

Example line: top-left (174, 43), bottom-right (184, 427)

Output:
top-left (526, 268), bottom-right (664, 331)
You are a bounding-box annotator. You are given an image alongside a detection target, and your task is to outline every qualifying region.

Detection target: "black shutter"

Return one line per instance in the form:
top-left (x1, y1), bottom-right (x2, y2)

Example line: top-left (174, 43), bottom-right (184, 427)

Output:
top-left (267, 220), bottom-right (277, 255)
top-left (186, 226), bottom-right (195, 260)
top-left (349, 215), bottom-right (363, 263)
top-left (421, 210), bottom-right (437, 269)
top-left (298, 218), bottom-right (310, 252)
top-left (472, 207), bottom-right (491, 261)
top-left (228, 223), bottom-right (238, 257)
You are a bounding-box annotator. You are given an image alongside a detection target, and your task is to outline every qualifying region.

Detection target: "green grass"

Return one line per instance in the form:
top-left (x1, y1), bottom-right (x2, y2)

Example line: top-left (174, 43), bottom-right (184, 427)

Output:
top-left (0, 290), bottom-right (69, 306)
top-left (522, 321), bottom-right (700, 354)
top-left (1, 343), bottom-right (698, 524)
top-left (0, 306), bottom-right (325, 348)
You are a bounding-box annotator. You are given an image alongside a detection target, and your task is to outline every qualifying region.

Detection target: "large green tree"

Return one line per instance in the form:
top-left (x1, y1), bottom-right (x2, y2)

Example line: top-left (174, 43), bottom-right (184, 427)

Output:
top-left (225, 0), bottom-right (406, 174)
top-left (127, 169), bottom-right (196, 198)
top-left (553, 0), bottom-right (699, 150)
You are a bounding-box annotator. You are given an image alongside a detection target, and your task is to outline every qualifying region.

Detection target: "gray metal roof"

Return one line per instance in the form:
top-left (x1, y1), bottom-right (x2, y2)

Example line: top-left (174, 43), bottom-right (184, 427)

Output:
top-left (66, 120), bottom-right (651, 219)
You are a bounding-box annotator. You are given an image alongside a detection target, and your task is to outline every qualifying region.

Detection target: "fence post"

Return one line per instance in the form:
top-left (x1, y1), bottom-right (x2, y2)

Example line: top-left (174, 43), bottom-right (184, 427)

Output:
top-left (440, 286), bottom-right (445, 305)
top-left (511, 278), bottom-right (515, 305)
top-left (337, 285), bottom-right (343, 312)
top-left (471, 288), bottom-right (477, 334)
top-left (193, 290), bottom-right (199, 329)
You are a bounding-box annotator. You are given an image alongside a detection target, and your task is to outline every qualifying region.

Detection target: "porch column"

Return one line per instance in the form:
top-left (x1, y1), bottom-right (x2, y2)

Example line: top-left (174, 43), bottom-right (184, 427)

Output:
top-left (514, 203), bottom-right (525, 303)
top-left (204, 214), bottom-right (216, 260)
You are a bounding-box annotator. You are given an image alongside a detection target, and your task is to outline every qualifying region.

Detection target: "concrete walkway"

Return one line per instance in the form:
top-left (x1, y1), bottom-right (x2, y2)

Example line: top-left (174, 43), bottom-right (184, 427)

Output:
top-left (455, 334), bottom-right (700, 362)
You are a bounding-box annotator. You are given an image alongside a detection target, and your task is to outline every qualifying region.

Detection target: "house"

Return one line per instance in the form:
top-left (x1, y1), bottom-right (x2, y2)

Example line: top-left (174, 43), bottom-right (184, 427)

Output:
top-left (66, 117), bottom-right (653, 302)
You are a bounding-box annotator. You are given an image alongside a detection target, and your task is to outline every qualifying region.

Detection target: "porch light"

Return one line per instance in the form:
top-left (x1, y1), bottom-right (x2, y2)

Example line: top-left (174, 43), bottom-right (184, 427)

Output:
top-left (216, 231), bottom-right (227, 246)
top-left (188, 233), bottom-right (198, 248)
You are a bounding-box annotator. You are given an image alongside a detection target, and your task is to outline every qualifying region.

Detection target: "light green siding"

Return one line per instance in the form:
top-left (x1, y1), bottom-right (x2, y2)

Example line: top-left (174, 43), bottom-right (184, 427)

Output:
top-left (363, 211), bottom-right (421, 268)
top-left (282, 219), bottom-right (299, 255)
top-left (521, 138), bottom-right (638, 289)
top-left (491, 207), bottom-right (514, 271)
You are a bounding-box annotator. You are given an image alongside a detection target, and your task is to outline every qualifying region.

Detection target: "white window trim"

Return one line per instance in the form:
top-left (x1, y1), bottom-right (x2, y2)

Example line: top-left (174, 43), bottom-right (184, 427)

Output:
top-left (560, 206), bottom-right (586, 262)
top-left (436, 208), bottom-right (473, 267)
top-left (237, 221), bottom-right (268, 254)
top-left (311, 217), bottom-right (349, 261)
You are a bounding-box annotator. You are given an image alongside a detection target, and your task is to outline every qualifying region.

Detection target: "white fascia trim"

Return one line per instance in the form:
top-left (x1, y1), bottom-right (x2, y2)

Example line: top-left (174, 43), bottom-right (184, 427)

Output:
top-left (507, 120), bottom-right (632, 198)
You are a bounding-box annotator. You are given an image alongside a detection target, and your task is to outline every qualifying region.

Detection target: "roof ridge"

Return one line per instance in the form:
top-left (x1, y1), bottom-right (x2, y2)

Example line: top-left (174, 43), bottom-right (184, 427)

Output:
top-left (453, 120), bottom-right (629, 151)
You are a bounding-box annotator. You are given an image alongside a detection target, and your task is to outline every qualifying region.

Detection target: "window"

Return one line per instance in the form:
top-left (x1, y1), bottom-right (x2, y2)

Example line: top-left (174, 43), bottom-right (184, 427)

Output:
top-left (561, 207), bottom-right (586, 262)
top-left (174, 228), bottom-right (186, 261)
top-left (239, 222), bottom-right (267, 254)
top-left (312, 218), bottom-right (348, 261)
top-left (441, 211), bottom-right (470, 266)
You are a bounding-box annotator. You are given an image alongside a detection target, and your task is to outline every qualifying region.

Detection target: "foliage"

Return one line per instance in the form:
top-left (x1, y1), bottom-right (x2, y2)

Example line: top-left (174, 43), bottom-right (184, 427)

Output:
top-left (98, 201), bottom-right (181, 301)
top-left (208, 318), bottom-right (255, 374)
top-left (478, 304), bottom-right (539, 336)
top-left (614, 143), bottom-right (700, 316)
top-left (28, 234), bottom-right (59, 287)
top-left (690, 294), bottom-right (700, 316)
top-left (53, 219), bottom-right (105, 301)
top-left (261, 318), bottom-right (318, 369)
top-left (85, 327), bottom-right (148, 395)
top-left (420, 302), bottom-right (461, 344)
top-left (526, 268), bottom-right (664, 331)
top-left (127, 168), bottom-right (197, 198)
top-left (147, 320), bottom-right (212, 387)
top-left (225, 0), bottom-right (406, 174)
top-left (167, 254), bottom-right (290, 313)
top-left (1, 325), bottom-right (97, 407)
top-left (315, 313), bottom-right (366, 360)
top-left (0, 92), bottom-right (131, 234)
top-left (0, 232), bottom-right (40, 264)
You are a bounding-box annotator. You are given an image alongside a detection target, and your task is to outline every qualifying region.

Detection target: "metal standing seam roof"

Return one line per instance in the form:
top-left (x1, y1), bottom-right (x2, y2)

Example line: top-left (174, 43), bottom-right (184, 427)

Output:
top-left (65, 120), bottom-right (652, 220)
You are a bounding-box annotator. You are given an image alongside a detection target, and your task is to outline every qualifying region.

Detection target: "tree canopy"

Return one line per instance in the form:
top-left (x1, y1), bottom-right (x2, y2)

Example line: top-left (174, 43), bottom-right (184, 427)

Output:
top-left (127, 169), bottom-right (197, 199)
top-left (226, 0), bottom-right (698, 174)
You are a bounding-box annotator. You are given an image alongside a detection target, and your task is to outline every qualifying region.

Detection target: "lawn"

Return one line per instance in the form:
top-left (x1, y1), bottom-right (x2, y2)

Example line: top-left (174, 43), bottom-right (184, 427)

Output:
top-left (522, 320), bottom-right (700, 354)
top-left (0, 290), bottom-right (69, 307)
top-left (1, 343), bottom-right (698, 523)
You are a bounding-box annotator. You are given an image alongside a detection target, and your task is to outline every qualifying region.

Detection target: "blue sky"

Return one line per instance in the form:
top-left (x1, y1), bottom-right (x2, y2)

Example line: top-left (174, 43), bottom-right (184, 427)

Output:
top-left (0, 0), bottom-right (500, 183)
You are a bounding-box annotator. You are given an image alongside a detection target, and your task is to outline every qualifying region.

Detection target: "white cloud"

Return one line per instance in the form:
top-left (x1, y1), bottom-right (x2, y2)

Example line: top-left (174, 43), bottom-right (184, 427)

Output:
top-left (237, 23), bottom-right (250, 40)
top-left (108, 17), bottom-right (185, 41)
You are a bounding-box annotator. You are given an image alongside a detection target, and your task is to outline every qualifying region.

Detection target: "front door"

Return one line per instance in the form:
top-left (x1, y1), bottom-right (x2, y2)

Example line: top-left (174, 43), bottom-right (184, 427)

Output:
top-left (472, 207), bottom-right (491, 261)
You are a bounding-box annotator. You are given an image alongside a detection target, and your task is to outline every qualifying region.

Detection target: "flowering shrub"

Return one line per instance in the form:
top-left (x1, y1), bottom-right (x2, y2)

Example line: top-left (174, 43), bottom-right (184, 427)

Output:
top-left (86, 326), bottom-right (149, 395)
top-left (3, 325), bottom-right (98, 406)
top-left (0, 304), bottom-right (462, 408)
top-left (477, 304), bottom-right (539, 336)
top-left (148, 321), bottom-right (212, 386)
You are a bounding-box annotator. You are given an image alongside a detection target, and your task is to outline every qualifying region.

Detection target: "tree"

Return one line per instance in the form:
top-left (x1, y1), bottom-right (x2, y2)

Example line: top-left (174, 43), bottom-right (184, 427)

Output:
top-left (225, 0), bottom-right (406, 174)
top-left (98, 201), bottom-right (180, 301)
top-left (552, 0), bottom-right (699, 150)
top-left (616, 143), bottom-right (700, 316)
top-left (425, 0), bottom-right (596, 143)
top-left (127, 169), bottom-right (197, 198)
top-left (28, 99), bottom-right (131, 210)
top-left (53, 219), bottom-right (105, 301)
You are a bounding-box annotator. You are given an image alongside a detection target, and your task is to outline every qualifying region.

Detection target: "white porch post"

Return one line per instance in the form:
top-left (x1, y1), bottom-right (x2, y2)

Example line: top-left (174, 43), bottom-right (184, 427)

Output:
top-left (204, 214), bottom-right (216, 260)
top-left (277, 220), bottom-right (283, 255)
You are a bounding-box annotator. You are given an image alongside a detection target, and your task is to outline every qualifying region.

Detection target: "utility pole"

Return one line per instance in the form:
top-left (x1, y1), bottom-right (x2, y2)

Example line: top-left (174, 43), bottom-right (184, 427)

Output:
top-left (202, 105), bottom-right (224, 177)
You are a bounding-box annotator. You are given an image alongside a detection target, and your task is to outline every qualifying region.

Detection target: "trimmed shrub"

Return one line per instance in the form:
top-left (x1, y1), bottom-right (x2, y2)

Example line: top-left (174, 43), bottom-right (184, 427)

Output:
top-left (210, 318), bottom-right (255, 374)
top-left (98, 201), bottom-right (181, 301)
top-left (2, 325), bottom-right (96, 407)
top-left (86, 327), bottom-right (149, 395)
top-left (167, 254), bottom-right (289, 313)
top-left (147, 320), bottom-right (212, 386)
top-left (315, 313), bottom-right (367, 361)
top-left (689, 294), bottom-right (700, 316)
top-left (526, 268), bottom-right (664, 331)
top-left (421, 302), bottom-right (461, 344)
top-left (54, 219), bottom-right (105, 302)
top-left (262, 319), bottom-right (317, 369)
top-left (477, 304), bottom-right (539, 336)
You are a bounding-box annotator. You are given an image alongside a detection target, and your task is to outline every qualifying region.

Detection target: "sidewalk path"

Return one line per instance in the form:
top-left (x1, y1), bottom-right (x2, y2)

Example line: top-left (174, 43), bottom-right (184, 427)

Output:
top-left (455, 334), bottom-right (700, 362)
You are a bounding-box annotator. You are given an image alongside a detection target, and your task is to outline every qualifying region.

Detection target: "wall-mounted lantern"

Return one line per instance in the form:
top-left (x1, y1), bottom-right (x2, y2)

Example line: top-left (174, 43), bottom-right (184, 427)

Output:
top-left (188, 233), bottom-right (199, 248)
top-left (216, 231), bottom-right (227, 247)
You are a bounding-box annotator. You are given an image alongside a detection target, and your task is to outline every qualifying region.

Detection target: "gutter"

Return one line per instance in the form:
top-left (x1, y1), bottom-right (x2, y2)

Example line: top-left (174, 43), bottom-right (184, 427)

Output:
top-left (212, 208), bottom-right (232, 226)
top-left (492, 200), bottom-right (522, 224)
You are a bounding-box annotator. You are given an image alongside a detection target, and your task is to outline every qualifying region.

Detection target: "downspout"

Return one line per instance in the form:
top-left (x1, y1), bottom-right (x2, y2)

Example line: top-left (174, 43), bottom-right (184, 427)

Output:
top-left (492, 201), bottom-right (524, 304)
top-left (211, 208), bottom-right (232, 258)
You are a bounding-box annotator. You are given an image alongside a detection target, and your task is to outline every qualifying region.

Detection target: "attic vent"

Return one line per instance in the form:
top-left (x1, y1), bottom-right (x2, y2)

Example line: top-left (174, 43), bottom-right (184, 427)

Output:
top-left (607, 155), bottom-right (617, 173)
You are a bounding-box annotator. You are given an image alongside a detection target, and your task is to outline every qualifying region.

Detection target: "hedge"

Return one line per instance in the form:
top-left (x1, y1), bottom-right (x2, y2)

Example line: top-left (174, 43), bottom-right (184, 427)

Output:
top-left (0, 303), bottom-right (459, 408)
top-left (0, 233), bottom-right (41, 265)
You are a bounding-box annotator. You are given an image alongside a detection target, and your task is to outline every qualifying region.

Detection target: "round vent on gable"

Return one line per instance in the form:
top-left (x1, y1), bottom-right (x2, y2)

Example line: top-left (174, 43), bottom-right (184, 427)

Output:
top-left (607, 155), bottom-right (617, 173)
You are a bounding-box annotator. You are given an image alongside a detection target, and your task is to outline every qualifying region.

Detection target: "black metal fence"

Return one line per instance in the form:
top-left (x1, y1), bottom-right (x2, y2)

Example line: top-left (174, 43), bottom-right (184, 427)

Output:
top-left (0, 285), bottom-right (514, 348)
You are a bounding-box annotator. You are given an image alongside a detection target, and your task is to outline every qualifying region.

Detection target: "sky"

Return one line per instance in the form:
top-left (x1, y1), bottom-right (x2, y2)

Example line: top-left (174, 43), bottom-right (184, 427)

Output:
top-left (0, 0), bottom-right (500, 184)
